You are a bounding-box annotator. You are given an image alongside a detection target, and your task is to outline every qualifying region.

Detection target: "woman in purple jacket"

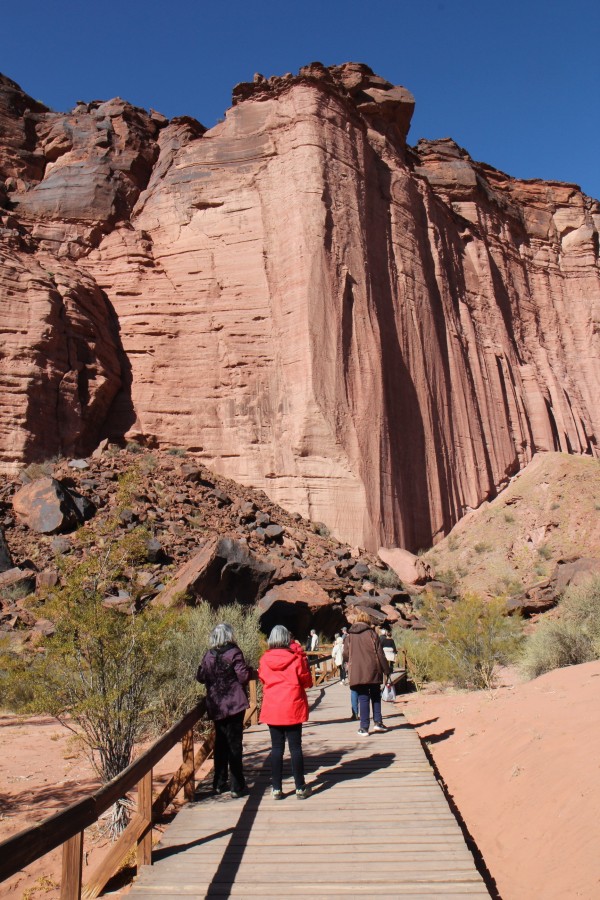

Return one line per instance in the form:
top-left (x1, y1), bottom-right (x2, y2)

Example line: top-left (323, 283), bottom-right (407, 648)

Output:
top-left (196, 623), bottom-right (252, 798)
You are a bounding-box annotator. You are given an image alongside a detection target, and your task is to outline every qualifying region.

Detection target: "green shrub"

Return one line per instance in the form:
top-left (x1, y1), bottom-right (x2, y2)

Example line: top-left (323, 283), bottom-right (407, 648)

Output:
top-left (393, 628), bottom-right (447, 689)
top-left (504, 512), bottom-right (515, 523)
top-left (167, 447), bottom-right (187, 457)
top-left (474, 542), bottom-right (492, 555)
top-left (407, 593), bottom-right (522, 690)
top-left (368, 567), bottom-right (401, 590)
top-left (521, 621), bottom-right (594, 679)
top-left (537, 543), bottom-right (553, 560)
top-left (521, 575), bottom-right (600, 678)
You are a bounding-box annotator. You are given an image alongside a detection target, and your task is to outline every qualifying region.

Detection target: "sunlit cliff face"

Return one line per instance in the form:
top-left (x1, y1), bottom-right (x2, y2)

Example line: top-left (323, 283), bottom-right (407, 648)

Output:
top-left (1, 65), bottom-right (599, 550)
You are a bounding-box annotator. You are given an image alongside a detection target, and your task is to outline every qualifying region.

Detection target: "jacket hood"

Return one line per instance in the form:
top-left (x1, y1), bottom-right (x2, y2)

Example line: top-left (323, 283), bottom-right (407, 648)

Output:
top-left (262, 648), bottom-right (298, 671)
top-left (349, 622), bottom-right (371, 634)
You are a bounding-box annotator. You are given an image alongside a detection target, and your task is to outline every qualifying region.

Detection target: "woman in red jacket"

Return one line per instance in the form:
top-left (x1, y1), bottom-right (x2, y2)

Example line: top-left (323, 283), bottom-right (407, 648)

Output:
top-left (258, 625), bottom-right (313, 799)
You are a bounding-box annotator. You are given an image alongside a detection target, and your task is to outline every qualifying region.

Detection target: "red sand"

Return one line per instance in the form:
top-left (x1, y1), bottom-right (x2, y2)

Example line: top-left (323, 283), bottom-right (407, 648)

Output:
top-left (400, 661), bottom-right (600, 900)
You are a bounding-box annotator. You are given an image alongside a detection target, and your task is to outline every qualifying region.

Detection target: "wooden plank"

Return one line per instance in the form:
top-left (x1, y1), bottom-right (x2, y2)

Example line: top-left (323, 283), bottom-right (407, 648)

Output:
top-left (153, 733), bottom-right (214, 818)
top-left (60, 831), bottom-right (83, 900)
top-left (137, 769), bottom-right (153, 870)
top-left (81, 814), bottom-right (147, 900)
top-left (181, 729), bottom-right (195, 803)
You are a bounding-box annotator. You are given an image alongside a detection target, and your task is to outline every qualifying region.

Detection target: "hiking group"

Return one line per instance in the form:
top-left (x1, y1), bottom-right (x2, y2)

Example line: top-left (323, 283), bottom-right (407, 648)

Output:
top-left (196, 613), bottom-right (396, 799)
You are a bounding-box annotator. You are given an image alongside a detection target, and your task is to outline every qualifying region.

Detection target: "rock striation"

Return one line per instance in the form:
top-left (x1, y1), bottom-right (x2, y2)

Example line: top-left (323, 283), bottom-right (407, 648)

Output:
top-left (1, 64), bottom-right (599, 551)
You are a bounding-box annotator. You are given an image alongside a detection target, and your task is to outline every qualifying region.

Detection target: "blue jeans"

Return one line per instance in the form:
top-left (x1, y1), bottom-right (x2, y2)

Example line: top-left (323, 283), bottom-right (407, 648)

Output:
top-left (355, 684), bottom-right (382, 731)
top-left (350, 688), bottom-right (359, 717)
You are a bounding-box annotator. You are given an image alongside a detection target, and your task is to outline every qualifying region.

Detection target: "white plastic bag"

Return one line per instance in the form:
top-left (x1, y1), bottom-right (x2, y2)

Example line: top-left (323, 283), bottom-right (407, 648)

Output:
top-left (381, 681), bottom-right (396, 702)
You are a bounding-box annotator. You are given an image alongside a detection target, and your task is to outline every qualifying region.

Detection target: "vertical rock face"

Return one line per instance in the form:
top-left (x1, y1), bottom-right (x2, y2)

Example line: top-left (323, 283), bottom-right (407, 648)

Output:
top-left (0, 64), bottom-right (599, 550)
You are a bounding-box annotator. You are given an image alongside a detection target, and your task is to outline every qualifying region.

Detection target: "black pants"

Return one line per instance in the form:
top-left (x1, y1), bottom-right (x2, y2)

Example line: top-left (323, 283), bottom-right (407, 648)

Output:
top-left (268, 724), bottom-right (305, 791)
top-left (213, 711), bottom-right (246, 793)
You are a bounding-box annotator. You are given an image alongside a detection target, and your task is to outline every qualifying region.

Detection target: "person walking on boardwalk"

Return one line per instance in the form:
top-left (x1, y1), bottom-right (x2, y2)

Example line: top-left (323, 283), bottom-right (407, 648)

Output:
top-left (343, 608), bottom-right (390, 736)
top-left (258, 625), bottom-right (313, 799)
top-left (196, 623), bottom-right (252, 799)
top-left (332, 632), bottom-right (345, 681)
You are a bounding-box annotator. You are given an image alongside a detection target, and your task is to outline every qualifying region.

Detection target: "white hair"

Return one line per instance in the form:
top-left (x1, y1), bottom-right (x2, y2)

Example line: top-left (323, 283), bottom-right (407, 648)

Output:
top-left (268, 625), bottom-right (291, 649)
top-left (210, 623), bottom-right (234, 648)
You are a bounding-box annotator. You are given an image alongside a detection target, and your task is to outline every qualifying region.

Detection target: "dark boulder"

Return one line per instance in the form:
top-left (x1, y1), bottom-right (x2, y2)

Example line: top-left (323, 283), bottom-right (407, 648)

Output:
top-left (13, 477), bottom-right (94, 534)
top-left (0, 527), bottom-right (12, 573)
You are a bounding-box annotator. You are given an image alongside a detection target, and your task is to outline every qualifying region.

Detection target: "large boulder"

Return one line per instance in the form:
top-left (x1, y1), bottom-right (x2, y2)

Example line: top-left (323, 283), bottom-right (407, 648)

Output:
top-left (555, 558), bottom-right (600, 594)
top-left (154, 536), bottom-right (275, 607)
top-left (378, 547), bottom-right (432, 585)
top-left (12, 477), bottom-right (94, 534)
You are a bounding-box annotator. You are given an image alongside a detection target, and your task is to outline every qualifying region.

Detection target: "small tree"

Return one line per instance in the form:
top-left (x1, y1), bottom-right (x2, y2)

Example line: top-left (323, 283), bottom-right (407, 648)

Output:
top-left (27, 527), bottom-right (176, 836)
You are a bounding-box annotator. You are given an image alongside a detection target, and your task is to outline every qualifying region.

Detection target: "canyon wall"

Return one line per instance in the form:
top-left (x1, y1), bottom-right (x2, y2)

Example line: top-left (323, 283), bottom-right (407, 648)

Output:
top-left (1, 64), bottom-right (599, 551)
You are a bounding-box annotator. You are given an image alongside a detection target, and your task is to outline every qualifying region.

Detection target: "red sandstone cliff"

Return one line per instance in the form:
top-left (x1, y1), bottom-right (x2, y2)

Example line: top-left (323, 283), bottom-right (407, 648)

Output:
top-left (1, 64), bottom-right (598, 551)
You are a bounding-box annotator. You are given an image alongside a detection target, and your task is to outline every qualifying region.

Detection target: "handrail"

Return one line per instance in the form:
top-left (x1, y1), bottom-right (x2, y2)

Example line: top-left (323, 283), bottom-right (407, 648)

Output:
top-left (0, 653), bottom-right (338, 899)
top-left (0, 702), bottom-right (206, 884)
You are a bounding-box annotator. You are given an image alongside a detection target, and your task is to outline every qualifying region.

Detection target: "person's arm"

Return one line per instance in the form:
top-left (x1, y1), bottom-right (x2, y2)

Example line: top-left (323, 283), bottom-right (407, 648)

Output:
top-left (257, 656), bottom-right (267, 685)
top-left (374, 634), bottom-right (391, 677)
top-left (230, 647), bottom-right (252, 685)
top-left (298, 652), bottom-right (313, 689)
top-left (196, 655), bottom-right (207, 684)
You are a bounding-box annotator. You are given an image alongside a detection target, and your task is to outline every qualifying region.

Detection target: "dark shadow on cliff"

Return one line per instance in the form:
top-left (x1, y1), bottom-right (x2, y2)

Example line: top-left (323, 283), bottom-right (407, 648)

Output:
top-left (99, 288), bottom-right (138, 445)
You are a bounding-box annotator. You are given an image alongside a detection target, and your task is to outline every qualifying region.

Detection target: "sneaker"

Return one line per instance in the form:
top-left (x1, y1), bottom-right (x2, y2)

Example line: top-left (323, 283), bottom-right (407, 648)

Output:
top-left (372, 722), bottom-right (387, 733)
top-left (296, 785), bottom-right (311, 799)
top-left (271, 789), bottom-right (283, 800)
top-left (350, 712), bottom-right (357, 721)
top-left (357, 728), bottom-right (369, 736)
top-left (230, 788), bottom-right (248, 799)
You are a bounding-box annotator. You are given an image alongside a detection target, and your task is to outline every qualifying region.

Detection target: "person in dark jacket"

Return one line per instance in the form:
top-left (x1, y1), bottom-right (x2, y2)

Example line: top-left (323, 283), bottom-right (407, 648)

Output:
top-left (343, 608), bottom-right (390, 736)
top-left (196, 623), bottom-right (252, 798)
top-left (258, 625), bottom-right (313, 799)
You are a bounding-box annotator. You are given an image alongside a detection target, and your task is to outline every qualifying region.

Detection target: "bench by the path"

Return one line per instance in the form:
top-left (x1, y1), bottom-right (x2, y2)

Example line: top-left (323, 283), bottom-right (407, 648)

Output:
top-left (127, 681), bottom-right (491, 899)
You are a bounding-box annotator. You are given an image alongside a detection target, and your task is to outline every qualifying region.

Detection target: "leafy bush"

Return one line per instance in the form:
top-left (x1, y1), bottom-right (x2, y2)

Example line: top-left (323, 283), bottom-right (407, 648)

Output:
top-left (368, 567), bottom-right (401, 590)
top-left (151, 602), bottom-right (264, 731)
top-left (537, 543), bottom-right (553, 560)
top-left (392, 628), bottom-right (446, 690)
top-left (521, 575), bottom-right (600, 678)
top-left (396, 593), bottom-right (522, 690)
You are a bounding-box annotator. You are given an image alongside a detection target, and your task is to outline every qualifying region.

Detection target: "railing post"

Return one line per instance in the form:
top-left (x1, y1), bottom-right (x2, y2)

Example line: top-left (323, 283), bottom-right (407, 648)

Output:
top-left (61, 831), bottom-right (83, 900)
top-left (136, 769), bottom-right (153, 869)
top-left (182, 728), bottom-right (195, 802)
top-left (249, 679), bottom-right (258, 725)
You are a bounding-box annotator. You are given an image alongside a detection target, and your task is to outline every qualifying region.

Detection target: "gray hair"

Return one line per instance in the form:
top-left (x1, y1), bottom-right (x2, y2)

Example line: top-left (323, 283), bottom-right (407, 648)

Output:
top-left (268, 624), bottom-right (291, 649)
top-left (210, 623), bottom-right (234, 649)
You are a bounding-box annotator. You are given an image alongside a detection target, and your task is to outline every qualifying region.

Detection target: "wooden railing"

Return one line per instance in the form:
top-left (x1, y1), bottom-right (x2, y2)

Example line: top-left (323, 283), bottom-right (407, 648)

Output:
top-left (0, 654), bottom-right (335, 899)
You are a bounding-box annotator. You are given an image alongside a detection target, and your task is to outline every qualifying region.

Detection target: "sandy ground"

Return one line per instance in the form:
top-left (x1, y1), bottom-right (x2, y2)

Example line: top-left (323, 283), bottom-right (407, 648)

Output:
top-left (399, 661), bottom-right (600, 900)
top-left (2, 663), bottom-right (599, 899)
top-left (0, 716), bottom-right (211, 899)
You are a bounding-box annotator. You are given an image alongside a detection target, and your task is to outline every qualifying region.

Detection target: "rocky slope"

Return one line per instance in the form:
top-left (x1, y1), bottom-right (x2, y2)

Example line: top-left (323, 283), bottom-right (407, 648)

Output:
top-left (421, 452), bottom-right (600, 610)
top-left (0, 445), bottom-right (415, 644)
top-left (1, 64), bottom-right (599, 552)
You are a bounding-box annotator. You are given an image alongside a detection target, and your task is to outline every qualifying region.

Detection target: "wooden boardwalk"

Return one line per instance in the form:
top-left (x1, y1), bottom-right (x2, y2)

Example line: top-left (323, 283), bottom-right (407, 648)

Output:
top-left (127, 681), bottom-right (490, 899)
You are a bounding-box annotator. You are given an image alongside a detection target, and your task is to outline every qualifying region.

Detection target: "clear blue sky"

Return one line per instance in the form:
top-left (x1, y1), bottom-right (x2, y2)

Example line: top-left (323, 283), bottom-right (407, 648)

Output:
top-left (4, 0), bottom-right (600, 198)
